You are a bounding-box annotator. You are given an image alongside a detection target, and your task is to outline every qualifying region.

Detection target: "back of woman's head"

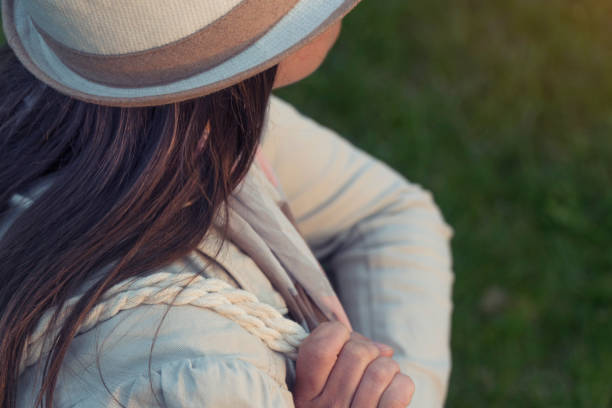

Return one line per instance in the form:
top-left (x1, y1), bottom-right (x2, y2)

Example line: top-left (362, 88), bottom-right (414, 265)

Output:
top-left (0, 45), bottom-right (277, 408)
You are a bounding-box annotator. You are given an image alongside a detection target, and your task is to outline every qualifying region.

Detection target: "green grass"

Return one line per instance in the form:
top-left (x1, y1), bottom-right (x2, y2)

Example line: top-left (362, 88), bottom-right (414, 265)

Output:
top-left (2, 2), bottom-right (612, 406)
top-left (276, 1), bottom-right (612, 407)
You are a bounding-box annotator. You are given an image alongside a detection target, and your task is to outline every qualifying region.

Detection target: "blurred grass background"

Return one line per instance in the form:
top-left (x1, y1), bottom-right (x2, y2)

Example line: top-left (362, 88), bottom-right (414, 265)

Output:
top-left (2, 0), bottom-right (612, 406)
top-left (277, 1), bottom-right (612, 407)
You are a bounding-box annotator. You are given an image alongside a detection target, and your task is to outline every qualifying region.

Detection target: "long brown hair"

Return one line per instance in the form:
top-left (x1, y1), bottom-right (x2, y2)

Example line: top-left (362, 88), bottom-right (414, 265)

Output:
top-left (0, 45), bottom-right (278, 407)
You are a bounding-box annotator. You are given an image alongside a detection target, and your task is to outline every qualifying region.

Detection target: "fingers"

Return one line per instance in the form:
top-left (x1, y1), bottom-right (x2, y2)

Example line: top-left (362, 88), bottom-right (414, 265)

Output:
top-left (373, 342), bottom-right (395, 358)
top-left (293, 323), bottom-right (407, 408)
top-left (319, 333), bottom-right (381, 405)
top-left (377, 373), bottom-right (415, 408)
top-left (350, 332), bottom-right (394, 358)
top-left (294, 321), bottom-right (351, 401)
top-left (350, 357), bottom-right (400, 407)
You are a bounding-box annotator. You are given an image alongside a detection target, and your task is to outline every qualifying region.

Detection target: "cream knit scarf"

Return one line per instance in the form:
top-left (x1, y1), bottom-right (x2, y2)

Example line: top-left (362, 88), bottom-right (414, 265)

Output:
top-left (18, 150), bottom-right (351, 374)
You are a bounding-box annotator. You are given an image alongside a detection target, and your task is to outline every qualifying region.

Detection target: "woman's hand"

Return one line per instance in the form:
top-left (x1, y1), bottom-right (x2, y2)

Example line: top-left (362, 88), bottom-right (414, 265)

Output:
top-left (293, 321), bottom-right (415, 407)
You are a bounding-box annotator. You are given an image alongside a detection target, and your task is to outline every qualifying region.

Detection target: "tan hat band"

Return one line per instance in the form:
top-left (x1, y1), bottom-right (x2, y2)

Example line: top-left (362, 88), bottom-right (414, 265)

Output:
top-left (35, 0), bottom-right (299, 88)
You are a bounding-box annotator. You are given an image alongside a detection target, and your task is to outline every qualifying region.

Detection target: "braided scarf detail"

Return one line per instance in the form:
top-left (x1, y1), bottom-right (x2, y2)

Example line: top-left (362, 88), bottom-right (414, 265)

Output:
top-left (20, 272), bottom-right (308, 375)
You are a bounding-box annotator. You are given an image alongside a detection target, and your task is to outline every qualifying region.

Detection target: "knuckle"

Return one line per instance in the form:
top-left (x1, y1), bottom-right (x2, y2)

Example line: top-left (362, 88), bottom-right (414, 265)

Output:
top-left (342, 339), bottom-right (379, 362)
top-left (327, 321), bottom-right (351, 338)
top-left (369, 366), bottom-right (389, 386)
top-left (340, 341), bottom-right (361, 361)
top-left (362, 340), bottom-right (381, 358)
top-left (301, 337), bottom-right (336, 362)
top-left (366, 342), bottom-right (382, 358)
top-left (300, 322), bottom-right (350, 362)
top-left (306, 322), bottom-right (331, 340)
top-left (308, 322), bottom-right (349, 344)
top-left (368, 357), bottom-right (399, 386)
top-left (385, 357), bottom-right (401, 373)
top-left (319, 320), bottom-right (350, 337)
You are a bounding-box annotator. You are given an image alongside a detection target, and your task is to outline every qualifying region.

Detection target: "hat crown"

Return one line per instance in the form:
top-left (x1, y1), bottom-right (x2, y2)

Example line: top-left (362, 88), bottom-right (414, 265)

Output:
top-left (27, 0), bottom-right (243, 54)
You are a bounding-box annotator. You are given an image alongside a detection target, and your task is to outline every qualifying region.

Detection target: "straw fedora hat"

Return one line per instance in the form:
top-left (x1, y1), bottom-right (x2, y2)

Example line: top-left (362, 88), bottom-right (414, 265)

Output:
top-left (2, 0), bottom-right (361, 107)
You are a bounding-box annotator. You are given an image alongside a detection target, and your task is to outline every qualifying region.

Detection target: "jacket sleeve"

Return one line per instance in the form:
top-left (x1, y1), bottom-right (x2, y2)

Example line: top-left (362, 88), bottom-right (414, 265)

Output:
top-left (261, 96), bottom-right (455, 408)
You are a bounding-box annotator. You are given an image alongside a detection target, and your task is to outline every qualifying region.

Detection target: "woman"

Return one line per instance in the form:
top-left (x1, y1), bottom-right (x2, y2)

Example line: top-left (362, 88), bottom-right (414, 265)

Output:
top-left (0, 0), bottom-right (454, 406)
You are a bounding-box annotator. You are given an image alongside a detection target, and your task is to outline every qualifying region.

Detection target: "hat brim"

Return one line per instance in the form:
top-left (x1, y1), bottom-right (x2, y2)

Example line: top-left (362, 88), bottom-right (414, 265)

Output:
top-left (2, 0), bottom-right (361, 107)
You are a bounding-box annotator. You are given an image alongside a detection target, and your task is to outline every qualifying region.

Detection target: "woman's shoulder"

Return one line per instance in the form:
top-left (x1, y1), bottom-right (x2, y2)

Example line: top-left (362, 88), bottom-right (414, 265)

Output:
top-left (8, 162), bottom-right (297, 407)
top-left (15, 234), bottom-right (295, 407)
top-left (18, 271), bottom-right (294, 407)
